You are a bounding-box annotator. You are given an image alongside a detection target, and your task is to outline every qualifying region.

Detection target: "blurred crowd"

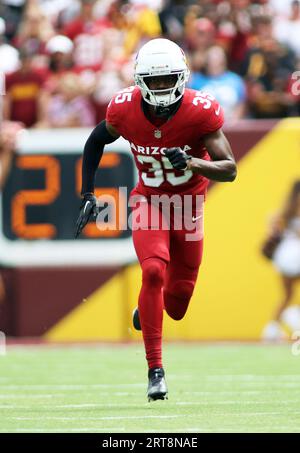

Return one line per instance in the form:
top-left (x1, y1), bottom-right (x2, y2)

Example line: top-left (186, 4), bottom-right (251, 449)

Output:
top-left (1, 0), bottom-right (300, 128)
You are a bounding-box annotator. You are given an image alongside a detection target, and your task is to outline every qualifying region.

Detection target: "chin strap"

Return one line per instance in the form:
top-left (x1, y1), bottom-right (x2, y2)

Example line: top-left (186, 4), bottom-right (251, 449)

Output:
top-left (154, 105), bottom-right (172, 117)
top-left (154, 97), bottom-right (182, 118)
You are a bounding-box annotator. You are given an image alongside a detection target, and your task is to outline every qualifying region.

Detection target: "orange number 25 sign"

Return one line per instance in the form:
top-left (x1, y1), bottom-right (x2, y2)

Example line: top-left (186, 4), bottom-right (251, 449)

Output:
top-left (11, 156), bottom-right (60, 239)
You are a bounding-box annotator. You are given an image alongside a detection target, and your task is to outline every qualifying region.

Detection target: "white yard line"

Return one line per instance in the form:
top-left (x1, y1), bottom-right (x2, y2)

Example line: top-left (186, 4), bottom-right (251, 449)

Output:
top-left (167, 374), bottom-right (300, 382)
top-left (1, 381), bottom-right (300, 391)
top-left (1, 427), bottom-right (299, 433)
top-left (182, 390), bottom-right (300, 394)
top-left (175, 400), bottom-right (300, 406)
top-left (0, 394), bottom-right (65, 399)
top-left (1, 425), bottom-right (299, 433)
top-left (1, 399), bottom-right (300, 410)
top-left (12, 415), bottom-right (185, 421)
top-left (1, 400), bottom-right (299, 411)
top-left (0, 428), bottom-right (127, 433)
top-left (205, 375), bottom-right (300, 381)
top-left (10, 410), bottom-right (300, 421)
top-left (1, 390), bottom-right (300, 400)
top-left (0, 384), bottom-right (145, 390)
top-left (141, 427), bottom-right (300, 433)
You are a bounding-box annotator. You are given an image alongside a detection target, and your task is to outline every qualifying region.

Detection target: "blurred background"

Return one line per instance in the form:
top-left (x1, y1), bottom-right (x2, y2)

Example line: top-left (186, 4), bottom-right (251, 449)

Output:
top-left (1, 0), bottom-right (300, 343)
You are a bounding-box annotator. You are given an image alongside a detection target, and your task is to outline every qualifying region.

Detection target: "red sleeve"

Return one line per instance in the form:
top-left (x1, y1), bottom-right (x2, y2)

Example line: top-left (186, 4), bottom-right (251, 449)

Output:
top-left (200, 98), bottom-right (225, 135)
top-left (106, 86), bottom-right (137, 135)
top-left (105, 95), bottom-right (124, 131)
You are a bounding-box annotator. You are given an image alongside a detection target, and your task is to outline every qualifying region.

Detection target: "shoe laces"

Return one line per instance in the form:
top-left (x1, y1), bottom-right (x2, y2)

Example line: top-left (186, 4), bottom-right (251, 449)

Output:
top-left (149, 368), bottom-right (164, 382)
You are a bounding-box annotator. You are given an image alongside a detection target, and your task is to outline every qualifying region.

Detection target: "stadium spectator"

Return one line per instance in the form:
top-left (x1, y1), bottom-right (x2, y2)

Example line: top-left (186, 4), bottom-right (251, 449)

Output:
top-left (0, 121), bottom-right (23, 305)
top-left (262, 180), bottom-right (300, 340)
top-left (37, 0), bottom-right (80, 28)
top-left (14, 1), bottom-right (55, 61)
top-left (273, 0), bottom-right (300, 57)
top-left (1, 0), bottom-right (300, 122)
top-left (0, 18), bottom-right (20, 75)
top-left (91, 52), bottom-right (130, 123)
top-left (62, 0), bottom-right (110, 71)
top-left (36, 72), bottom-right (95, 127)
top-left (241, 13), bottom-right (296, 118)
top-left (185, 17), bottom-right (216, 54)
top-left (122, 0), bottom-right (162, 56)
top-left (4, 47), bottom-right (46, 128)
top-left (270, 0), bottom-right (299, 16)
top-left (44, 34), bottom-right (75, 92)
top-left (79, 0), bottom-right (162, 122)
top-left (159, 0), bottom-right (188, 41)
top-left (0, 121), bottom-right (22, 190)
top-left (189, 45), bottom-right (246, 119)
top-left (0, 0), bottom-right (25, 42)
top-left (217, 0), bottom-right (252, 74)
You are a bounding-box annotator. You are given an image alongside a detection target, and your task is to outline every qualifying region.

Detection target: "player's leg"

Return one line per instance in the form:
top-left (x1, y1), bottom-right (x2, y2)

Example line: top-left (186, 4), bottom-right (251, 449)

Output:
top-left (263, 237), bottom-right (300, 339)
top-left (163, 228), bottom-right (204, 321)
top-left (262, 275), bottom-right (298, 339)
top-left (138, 256), bottom-right (169, 401)
top-left (275, 275), bottom-right (295, 321)
top-left (130, 191), bottom-right (169, 399)
top-left (137, 256), bottom-right (167, 368)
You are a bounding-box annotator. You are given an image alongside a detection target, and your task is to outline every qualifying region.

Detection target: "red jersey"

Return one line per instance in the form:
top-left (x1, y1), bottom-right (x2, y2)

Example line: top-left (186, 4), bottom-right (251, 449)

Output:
top-left (6, 70), bottom-right (45, 128)
top-left (106, 86), bottom-right (224, 197)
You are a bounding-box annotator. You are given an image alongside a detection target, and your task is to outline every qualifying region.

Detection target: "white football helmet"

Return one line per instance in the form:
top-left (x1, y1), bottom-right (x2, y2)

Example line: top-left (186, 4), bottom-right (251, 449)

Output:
top-left (134, 38), bottom-right (190, 108)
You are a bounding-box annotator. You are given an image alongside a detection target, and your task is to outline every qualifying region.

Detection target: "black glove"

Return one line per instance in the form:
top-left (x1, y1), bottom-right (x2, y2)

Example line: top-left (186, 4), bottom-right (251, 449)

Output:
top-left (164, 147), bottom-right (192, 170)
top-left (75, 193), bottom-right (98, 238)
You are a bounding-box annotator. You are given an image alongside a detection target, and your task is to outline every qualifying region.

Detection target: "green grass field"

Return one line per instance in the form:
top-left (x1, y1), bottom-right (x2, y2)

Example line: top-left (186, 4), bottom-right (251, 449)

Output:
top-left (0, 343), bottom-right (300, 433)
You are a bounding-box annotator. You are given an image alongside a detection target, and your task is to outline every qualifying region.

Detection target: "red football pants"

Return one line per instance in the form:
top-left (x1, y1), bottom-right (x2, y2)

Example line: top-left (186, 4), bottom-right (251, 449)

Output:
top-left (131, 188), bottom-right (204, 369)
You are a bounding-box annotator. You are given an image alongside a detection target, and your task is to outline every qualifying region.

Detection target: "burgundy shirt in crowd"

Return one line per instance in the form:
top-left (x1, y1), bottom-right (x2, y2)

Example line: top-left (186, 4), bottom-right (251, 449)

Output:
top-left (6, 70), bottom-right (45, 128)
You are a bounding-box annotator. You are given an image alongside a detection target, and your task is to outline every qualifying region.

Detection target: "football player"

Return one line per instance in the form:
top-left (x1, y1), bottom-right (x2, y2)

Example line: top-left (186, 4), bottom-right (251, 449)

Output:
top-left (75, 39), bottom-right (237, 401)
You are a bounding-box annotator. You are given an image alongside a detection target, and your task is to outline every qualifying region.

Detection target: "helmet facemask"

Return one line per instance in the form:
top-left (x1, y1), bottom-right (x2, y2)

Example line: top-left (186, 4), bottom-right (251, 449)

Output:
top-left (135, 70), bottom-right (189, 108)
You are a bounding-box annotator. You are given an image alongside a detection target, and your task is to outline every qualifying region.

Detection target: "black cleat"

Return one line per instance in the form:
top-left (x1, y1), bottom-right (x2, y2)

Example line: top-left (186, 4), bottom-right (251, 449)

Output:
top-left (147, 367), bottom-right (168, 402)
top-left (132, 307), bottom-right (141, 331)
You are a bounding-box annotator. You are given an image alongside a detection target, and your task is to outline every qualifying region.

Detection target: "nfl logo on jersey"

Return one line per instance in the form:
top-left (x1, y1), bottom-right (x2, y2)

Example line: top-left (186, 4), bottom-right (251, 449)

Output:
top-left (154, 129), bottom-right (162, 139)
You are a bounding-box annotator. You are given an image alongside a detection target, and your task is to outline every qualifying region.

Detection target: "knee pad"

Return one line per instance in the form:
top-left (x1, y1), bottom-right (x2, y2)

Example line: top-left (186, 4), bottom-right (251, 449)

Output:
top-left (141, 258), bottom-right (166, 289)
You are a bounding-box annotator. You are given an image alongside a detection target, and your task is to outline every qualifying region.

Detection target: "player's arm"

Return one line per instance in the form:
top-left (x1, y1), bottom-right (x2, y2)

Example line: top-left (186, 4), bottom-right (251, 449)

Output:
top-left (164, 129), bottom-right (236, 182)
top-left (187, 129), bottom-right (237, 182)
top-left (81, 120), bottom-right (120, 194)
top-left (75, 120), bottom-right (120, 237)
top-left (0, 122), bottom-right (22, 190)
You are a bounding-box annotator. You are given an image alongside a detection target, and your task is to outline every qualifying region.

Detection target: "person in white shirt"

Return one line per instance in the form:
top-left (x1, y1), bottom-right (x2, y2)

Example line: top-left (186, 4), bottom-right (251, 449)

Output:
top-left (0, 121), bottom-right (22, 305)
top-left (273, 0), bottom-right (300, 57)
top-left (0, 18), bottom-right (19, 75)
top-left (262, 180), bottom-right (300, 340)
